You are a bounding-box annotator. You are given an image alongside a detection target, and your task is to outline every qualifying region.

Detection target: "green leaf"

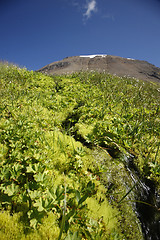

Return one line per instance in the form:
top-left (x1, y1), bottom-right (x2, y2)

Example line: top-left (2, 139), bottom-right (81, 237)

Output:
top-left (27, 210), bottom-right (33, 219)
top-left (4, 183), bottom-right (19, 196)
top-left (26, 164), bottom-right (36, 173)
top-left (14, 163), bottom-right (22, 172)
top-left (43, 198), bottom-right (55, 210)
top-left (65, 209), bottom-right (75, 221)
top-left (75, 190), bottom-right (81, 203)
top-left (105, 131), bottom-right (117, 139)
top-left (46, 189), bottom-right (56, 201)
top-left (34, 198), bottom-right (44, 212)
top-left (78, 193), bottom-right (88, 205)
top-left (87, 181), bottom-right (95, 191)
top-left (30, 218), bottom-right (38, 229)
top-left (65, 231), bottom-right (81, 240)
top-left (56, 186), bottom-right (64, 200)
top-left (34, 172), bottom-right (45, 182)
top-left (29, 190), bottom-right (41, 199)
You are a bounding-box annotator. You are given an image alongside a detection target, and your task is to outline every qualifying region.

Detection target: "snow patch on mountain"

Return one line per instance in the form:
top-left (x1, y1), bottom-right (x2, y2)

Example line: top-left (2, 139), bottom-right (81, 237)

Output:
top-left (80, 54), bottom-right (107, 58)
top-left (127, 58), bottom-right (135, 60)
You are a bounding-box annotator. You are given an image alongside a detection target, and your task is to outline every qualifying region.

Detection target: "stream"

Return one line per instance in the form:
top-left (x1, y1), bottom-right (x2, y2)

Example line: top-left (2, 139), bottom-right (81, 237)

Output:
top-left (125, 156), bottom-right (160, 240)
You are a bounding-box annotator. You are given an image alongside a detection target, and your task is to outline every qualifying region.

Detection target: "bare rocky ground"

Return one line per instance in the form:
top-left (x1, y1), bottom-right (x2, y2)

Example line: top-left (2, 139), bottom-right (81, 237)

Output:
top-left (38, 55), bottom-right (160, 83)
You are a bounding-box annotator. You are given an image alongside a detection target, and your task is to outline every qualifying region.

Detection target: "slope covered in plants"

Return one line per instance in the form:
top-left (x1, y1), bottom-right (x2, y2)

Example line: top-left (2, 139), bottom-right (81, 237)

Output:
top-left (0, 63), bottom-right (160, 239)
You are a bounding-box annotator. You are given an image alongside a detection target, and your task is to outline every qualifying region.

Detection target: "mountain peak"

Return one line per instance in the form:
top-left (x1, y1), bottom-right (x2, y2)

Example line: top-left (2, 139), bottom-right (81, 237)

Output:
top-left (38, 55), bottom-right (160, 83)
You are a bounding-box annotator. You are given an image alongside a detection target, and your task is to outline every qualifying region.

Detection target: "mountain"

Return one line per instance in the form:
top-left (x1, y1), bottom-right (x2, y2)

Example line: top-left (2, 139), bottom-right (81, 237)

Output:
top-left (38, 55), bottom-right (160, 82)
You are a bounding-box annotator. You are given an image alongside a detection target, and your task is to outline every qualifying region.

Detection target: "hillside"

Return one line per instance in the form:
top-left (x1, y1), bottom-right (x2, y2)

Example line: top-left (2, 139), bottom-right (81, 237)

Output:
top-left (38, 55), bottom-right (160, 83)
top-left (0, 63), bottom-right (160, 239)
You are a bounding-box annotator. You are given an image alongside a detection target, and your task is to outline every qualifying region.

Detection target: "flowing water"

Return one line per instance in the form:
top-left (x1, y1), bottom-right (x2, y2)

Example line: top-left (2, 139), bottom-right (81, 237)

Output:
top-left (125, 156), bottom-right (160, 240)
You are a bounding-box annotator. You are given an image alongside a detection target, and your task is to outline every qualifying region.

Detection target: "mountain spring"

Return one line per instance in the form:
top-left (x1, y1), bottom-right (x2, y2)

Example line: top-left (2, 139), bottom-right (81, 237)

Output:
top-left (125, 155), bottom-right (160, 240)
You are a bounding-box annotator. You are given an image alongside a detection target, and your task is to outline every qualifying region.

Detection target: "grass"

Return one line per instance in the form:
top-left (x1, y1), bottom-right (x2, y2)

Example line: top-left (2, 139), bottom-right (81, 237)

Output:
top-left (0, 63), bottom-right (160, 239)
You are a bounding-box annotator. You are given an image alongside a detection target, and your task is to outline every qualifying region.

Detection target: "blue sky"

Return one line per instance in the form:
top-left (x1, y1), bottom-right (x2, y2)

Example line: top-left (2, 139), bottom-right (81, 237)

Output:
top-left (0, 0), bottom-right (160, 70)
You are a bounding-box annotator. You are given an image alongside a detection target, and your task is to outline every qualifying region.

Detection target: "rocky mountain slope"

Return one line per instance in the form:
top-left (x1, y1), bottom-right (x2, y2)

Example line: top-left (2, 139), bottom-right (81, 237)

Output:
top-left (38, 55), bottom-right (160, 82)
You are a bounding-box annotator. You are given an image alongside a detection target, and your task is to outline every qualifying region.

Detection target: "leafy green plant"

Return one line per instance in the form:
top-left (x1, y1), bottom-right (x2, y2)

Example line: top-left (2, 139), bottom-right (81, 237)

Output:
top-left (1, 64), bottom-right (159, 239)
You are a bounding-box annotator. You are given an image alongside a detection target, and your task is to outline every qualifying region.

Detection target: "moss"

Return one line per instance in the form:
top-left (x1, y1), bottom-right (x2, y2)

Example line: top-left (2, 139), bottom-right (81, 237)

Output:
top-left (0, 211), bottom-right (24, 240)
top-left (0, 211), bottom-right (60, 240)
top-left (86, 197), bottom-right (118, 232)
top-left (22, 213), bottom-right (60, 240)
top-left (92, 148), bottom-right (144, 239)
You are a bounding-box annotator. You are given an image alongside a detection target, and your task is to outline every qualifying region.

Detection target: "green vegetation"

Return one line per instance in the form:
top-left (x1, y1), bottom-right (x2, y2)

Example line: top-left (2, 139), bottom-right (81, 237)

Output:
top-left (0, 62), bottom-right (160, 239)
